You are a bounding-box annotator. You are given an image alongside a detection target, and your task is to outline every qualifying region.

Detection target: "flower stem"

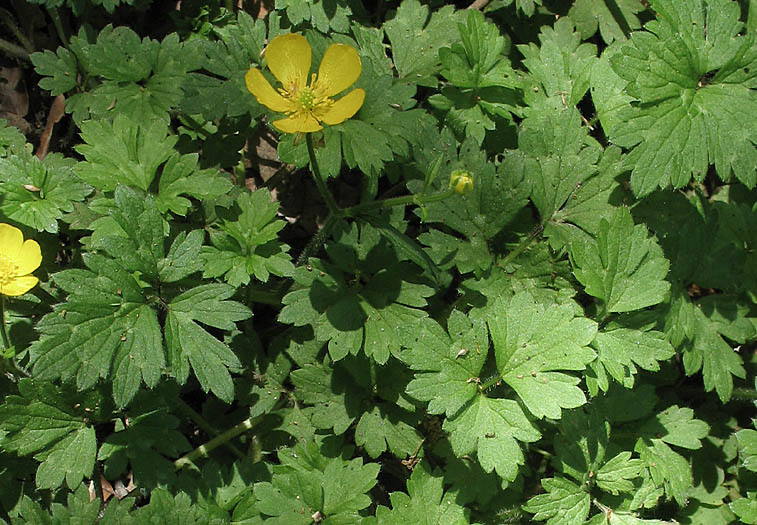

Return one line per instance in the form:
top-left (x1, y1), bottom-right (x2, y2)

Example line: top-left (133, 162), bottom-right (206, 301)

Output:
top-left (172, 398), bottom-right (245, 460)
top-left (0, 296), bottom-right (10, 351)
top-left (306, 134), bottom-right (341, 216)
top-left (342, 188), bottom-right (457, 218)
top-left (496, 224), bottom-right (544, 269)
top-left (174, 415), bottom-right (262, 471)
top-left (479, 374), bottom-right (502, 392)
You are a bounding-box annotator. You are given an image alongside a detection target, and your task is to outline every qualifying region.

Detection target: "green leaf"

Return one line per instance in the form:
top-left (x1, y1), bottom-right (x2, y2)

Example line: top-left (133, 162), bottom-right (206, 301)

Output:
top-left (0, 379), bottom-right (95, 490)
top-left (279, 223), bottom-right (432, 364)
top-left (609, 0), bottom-right (757, 195)
top-left (255, 442), bottom-right (379, 523)
top-left (546, 145), bottom-right (629, 248)
top-left (682, 304), bottom-right (747, 402)
top-left (159, 230), bottom-right (205, 283)
top-left (440, 10), bottom-right (516, 90)
top-left (30, 253), bottom-right (164, 408)
top-left (522, 477), bottom-right (590, 525)
top-left (488, 291), bottom-right (597, 419)
top-left (0, 151), bottom-right (92, 233)
top-left (417, 139), bottom-right (531, 274)
top-left (591, 42), bottom-right (636, 138)
top-left (75, 115), bottom-right (176, 192)
top-left (166, 284), bottom-right (251, 403)
top-left (569, 0), bottom-right (645, 43)
top-left (134, 489), bottom-right (202, 523)
top-left (201, 189), bottom-right (294, 286)
top-left (68, 27), bottom-right (187, 123)
top-left (276, 0), bottom-right (359, 33)
top-left (570, 207), bottom-right (670, 313)
top-left (383, 0), bottom-right (463, 86)
top-left (156, 153), bottom-right (233, 216)
top-left (596, 452), bottom-right (644, 495)
top-left (371, 460), bottom-right (469, 525)
top-left (290, 361), bottom-right (367, 435)
top-left (354, 404), bottom-right (423, 459)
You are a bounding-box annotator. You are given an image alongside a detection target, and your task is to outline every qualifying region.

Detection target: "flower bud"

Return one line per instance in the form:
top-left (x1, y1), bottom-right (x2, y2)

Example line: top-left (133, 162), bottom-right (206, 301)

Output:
top-left (449, 170), bottom-right (474, 195)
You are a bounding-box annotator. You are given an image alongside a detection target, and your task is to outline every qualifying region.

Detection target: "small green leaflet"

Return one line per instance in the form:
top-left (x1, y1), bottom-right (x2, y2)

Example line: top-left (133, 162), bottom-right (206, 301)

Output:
top-left (518, 17), bottom-right (598, 109)
top-left (98, 396), bottom-right (191, 489)
top-left (523, 477), bottom-right (590, 525)
top-left (165, 284), bottom-right (251, 403)
top-left (570, 207), bottom-right (670, 314)
top-left (0, 151), bottom-right (92, 233)
top-left (520, 106), bottom-right (602, 226)
top-left (253, 442), bottom-right (379, 523)
top-left (488, 290), bottom-right (597, 420)
top-left (401, 313), bottom-right (489, 418)
top-left (30, 253), bottom-right (165, 408)
top-left (736, 427), bottom-right (757, 472)
top-left (569, 0), bottom-right (645, 43)
top-left (369, 460), bottom-right (469, 525)
top-left (589, 326), bottom-right (675, 393)
top-left (201, 189), bottom-right (294, 286)
top-left (383, 0), bottom-right (463, 86)
top-left (0, 379), bottom-right (95, 491)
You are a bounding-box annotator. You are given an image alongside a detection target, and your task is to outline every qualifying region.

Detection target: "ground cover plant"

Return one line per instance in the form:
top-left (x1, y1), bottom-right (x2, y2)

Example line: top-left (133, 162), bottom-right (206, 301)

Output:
top-left (0, 0), bottom-right (757, 522)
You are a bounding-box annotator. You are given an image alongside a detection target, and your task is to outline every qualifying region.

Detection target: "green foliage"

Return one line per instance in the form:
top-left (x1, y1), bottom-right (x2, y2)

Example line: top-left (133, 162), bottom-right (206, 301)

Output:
top-left (2, 0), bottom-right (757, 522)
top-left (609, 0), bottom-right (757, 196)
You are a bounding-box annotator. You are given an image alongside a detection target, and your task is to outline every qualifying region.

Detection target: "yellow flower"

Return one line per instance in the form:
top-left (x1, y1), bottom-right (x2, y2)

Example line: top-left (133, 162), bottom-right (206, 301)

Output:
top-left (0, 223), bottom-right (41, 296)
top-left (245, 33), bottom-right (365, 133)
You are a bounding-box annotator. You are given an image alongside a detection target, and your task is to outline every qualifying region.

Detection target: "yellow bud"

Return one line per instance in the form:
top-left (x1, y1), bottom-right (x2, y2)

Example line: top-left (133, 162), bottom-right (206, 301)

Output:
top-left (449, 170), bottom-right (474, 195)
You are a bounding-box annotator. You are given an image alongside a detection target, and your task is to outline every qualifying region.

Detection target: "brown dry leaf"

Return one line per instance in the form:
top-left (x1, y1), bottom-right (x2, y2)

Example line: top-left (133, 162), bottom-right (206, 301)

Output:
top-left (36, 94), bottom-right (65, 160)
top-left (0, 67), bottom-right (31, 134)
top-left (99, 475), bottom-right (116, 502)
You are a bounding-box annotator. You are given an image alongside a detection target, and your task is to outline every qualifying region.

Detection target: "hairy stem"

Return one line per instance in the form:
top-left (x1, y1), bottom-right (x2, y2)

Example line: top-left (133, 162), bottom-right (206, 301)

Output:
top-left (174, 416), bottom-right (262, 470)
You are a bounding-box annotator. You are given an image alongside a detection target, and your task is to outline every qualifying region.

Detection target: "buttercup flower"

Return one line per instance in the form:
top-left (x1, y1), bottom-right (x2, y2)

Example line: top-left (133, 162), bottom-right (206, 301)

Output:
top-left (245, 33), bottom-right (365, 133)
top-left (0, 223), bottom-right (41, 296)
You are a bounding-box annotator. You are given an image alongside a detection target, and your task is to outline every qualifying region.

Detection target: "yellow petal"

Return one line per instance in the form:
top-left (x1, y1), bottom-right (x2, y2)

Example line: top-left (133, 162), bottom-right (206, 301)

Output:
top-left (265, 33), bottom-right (311, 91)
top-left (318, 89), bottom-right (365, 125)
top-left (0, 223), bottom-right (24, 260)
top-left (15, 239), bottom-right (41, 275)
top-left (0, 275), bottom-right (38, 296)
top-left (316, 43), bottom-right (362, 97)
top-left (272, 114), bottom-right (323, 134)
top-left (245, 68), bottom-right (294, 113)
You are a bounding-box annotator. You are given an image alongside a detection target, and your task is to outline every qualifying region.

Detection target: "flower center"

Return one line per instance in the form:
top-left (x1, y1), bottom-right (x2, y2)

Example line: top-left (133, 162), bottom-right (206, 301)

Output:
top-left (0, 254), bottom-right (18, 285)
top-left (298, 87), bottom-right (315, 110)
